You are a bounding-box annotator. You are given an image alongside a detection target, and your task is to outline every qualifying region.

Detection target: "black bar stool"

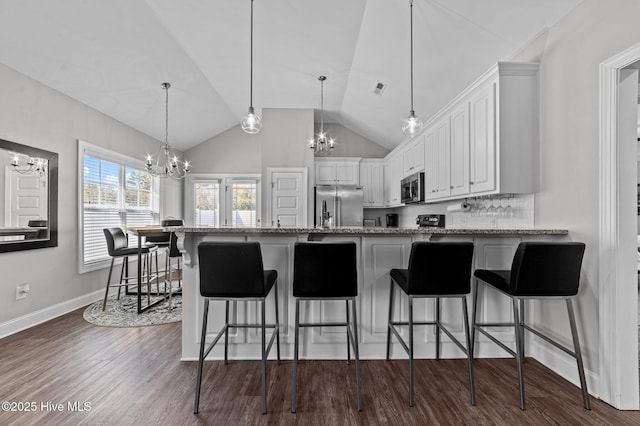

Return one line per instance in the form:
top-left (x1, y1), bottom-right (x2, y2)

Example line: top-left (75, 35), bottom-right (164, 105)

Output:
top-left (194, 242), bottom-right (280, 415)
top-left (102, 228), bottom-right (157, 311)
top-left (386, 241), bottom-right (475, 407)
top-left (162, 219), bottom-right (184, 296)
top-left (471, 242), bottom-right (590, 410)
top-left (291, 242), bottom-right (362, 413)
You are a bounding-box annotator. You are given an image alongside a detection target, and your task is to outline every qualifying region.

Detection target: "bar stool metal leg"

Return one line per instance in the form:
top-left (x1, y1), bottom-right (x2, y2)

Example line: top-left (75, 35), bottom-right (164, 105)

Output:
top-left (102, 258), bottom-right (116, 311)
top-left (386, 278), bottom-right (395, 360)
top-left (435, 297), bottom-right (441, 360)
top-left (261, 299), bottom-right (267, 414)
top-left (566, 298), bottom-right (591, 410)
top-left (351, 297), bottom-right (362, 411)
top-left (519, 299), bottom-right (526, 361)
top-left (470, 279), bottom-right (480, 357)
top-left (224, 300), bottom-right (230, 364)
top-left (461, 296), bottom-right (476, 406)
top-left (194, 299), bottom-right (210, 414)
top-left (291, 299), bottom-right (301, 413)
top-left (408, 295), bottom-right (415, 407)
top-left (346, 299), bottom-right (351, 362)
top-left (117, 259), bottom-right (125, 300)
top-left (512, 298), bottom-right (525, 410)
top-left (274, 282), bottom-right (281, 363)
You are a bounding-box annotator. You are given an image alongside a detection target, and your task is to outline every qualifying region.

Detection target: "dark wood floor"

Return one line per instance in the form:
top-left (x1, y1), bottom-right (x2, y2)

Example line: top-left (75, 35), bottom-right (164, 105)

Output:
top-left (0, 308), bottom-right (638, 426)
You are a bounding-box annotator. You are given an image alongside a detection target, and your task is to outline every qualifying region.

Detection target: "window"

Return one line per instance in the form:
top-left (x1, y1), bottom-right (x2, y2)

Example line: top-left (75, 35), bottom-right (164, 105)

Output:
top-left (194, 181), bottom-right (220, 227)
top-left (79, 141), bottom-right (159, 271)
top-left (188, 174), bottom-right (260, 228)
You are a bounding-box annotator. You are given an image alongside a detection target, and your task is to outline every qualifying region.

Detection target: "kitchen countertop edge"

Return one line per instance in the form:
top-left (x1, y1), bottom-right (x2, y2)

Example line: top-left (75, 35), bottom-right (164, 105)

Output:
top-left (157, 227), bottom-right (568, 236)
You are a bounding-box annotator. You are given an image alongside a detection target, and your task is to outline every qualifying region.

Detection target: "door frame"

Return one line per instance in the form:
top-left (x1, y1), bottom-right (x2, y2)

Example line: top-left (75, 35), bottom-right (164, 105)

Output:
top-left (598, 41), bottom-right (640, 409)
top-left (266, 167), bottom-right (308, 228)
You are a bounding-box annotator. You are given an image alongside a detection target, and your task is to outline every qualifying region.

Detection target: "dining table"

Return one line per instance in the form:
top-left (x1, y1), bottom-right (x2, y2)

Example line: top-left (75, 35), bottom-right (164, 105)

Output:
top-left (126, 225), bottom-right (170, 314)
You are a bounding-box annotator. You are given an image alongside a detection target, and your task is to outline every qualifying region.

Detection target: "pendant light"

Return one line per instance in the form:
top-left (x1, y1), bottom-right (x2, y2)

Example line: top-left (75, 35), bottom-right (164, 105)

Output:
top-left (401, 0), bottom-right (423, 137)
top-left (145, 82), bottom-right (191, 179)
top-left (309, 75), bottom-right (335, 155)
top-left (241, 0), bottom-right (262, 134)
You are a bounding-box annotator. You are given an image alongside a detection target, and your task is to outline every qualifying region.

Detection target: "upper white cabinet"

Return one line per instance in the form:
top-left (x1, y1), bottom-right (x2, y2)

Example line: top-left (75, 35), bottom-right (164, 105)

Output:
top-left (360, 159), bottom-right (384, 208)
top-left (392, 62), bottom-right (538, 203)
top-left (384, 153), bottom-right (403, 207)
top-left (401, 138), bottom-right (425, 177)
top-left (424, 117), bottom-right (451, 200)
top-left (314, 157), bottom-right (361, 186)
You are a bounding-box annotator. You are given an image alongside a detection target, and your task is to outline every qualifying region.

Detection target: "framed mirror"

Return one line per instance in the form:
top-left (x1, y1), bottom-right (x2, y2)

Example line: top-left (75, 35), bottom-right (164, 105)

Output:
top-left (0, 137), bottom-right (58, 252)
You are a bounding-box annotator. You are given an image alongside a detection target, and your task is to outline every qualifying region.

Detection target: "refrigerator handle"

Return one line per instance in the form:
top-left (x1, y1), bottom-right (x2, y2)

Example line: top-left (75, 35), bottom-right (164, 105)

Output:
top-left (335, 195), bottom-right (340, 227)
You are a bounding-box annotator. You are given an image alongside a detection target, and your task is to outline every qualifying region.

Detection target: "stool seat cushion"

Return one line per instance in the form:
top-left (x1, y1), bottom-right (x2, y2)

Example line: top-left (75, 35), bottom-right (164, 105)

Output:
top-left (390, 269), bottom-right (410, 294)
top-left (474, 270), bottom-right (511, 294)
top-left (111, 245), bottom-right (155, 257)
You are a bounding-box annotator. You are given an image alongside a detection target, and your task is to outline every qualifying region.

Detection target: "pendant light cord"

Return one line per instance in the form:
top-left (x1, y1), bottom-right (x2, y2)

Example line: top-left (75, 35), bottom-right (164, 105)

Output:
top-left (165, 84), bottom-right (169, 145)
top-left (250, 0), bottom-right (254, 109)
top-left (409, 0), bottom-right (414, 113)
top-left (320, 78), bottom-right (324, 134)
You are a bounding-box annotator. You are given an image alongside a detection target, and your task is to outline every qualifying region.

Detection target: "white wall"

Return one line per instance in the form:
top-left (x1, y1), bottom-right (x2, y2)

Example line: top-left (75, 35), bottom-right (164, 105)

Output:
top-left (511, 0), bottom-right (640, 390)
top-left (185, 108), bottom-right (315, 226)
top-left (314, 123), bottom-right (390, 158)
top-left (0, 62), bottom-right (182, 328)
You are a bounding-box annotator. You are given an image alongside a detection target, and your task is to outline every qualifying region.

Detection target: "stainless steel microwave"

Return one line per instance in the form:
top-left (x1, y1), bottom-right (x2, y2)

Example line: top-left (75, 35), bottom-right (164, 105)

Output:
top-left (401, 172), bottom-right (425, 204)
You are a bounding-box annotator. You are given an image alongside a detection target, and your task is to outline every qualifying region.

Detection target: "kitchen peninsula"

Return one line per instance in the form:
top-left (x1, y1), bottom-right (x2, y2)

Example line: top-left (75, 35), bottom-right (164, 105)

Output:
top-left (162, 226), bottom-right (568, 361)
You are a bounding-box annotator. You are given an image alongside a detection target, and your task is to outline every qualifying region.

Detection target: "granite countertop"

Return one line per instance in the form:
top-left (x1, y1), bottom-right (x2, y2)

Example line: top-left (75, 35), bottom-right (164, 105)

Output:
top-left (157, 226), bottom-right (568, 236)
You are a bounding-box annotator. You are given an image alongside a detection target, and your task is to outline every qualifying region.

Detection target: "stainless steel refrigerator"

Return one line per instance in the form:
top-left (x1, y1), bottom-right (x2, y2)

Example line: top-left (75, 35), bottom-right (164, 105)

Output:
top-left (314, 186), bottom-right (364, 228)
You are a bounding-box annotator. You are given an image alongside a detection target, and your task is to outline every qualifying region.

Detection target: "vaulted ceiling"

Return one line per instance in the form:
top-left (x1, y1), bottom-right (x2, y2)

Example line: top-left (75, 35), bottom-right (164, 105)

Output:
top-left (0, 0), bottom-right (582, 151)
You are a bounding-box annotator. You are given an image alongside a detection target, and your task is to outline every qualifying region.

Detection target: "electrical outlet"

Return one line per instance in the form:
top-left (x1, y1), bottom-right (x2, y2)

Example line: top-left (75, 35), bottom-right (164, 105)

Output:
top-left (15, 283), bottom-right (30, 300)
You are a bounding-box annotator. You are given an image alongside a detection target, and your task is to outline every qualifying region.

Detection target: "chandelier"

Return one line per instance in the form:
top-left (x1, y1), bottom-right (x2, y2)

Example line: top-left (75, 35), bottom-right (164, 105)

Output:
top-left (10, 153), bottom-right (46, 176)
top-left (309, 75), bottom-right (335, 155)
top-left (145, 82), bottom-right (190, 179)
top-left (241, 0), bottom-right (262, 134)
top-left (401, 0), bottom-right (423, 137)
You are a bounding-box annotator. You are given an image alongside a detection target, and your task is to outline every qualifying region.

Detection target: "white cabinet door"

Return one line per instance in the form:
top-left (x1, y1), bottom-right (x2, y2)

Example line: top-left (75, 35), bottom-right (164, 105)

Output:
top-left (390, 155), bottom-right (403, 206)
top-left (336, 162), bottom-right (359, 185)
top-left (424, 130), bottom-right (438, 199)
top-left (434, 117), bottom-right (451, 198)
top-left (315, 163), bottom-right (337, 185)
top-left (469, 82), bottom-right (496, 194)
top-left (315, 159), bottom-right (360, 186)
top-left (450, 102), bottom-right (470, 197)
top-left (362, 160), bottom-right (385, 207)
top-left (402, 139), bottom-right (425, 177)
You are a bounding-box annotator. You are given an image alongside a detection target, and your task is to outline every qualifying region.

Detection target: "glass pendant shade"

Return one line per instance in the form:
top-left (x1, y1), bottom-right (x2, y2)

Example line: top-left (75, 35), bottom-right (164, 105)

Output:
top-left (241, 106), bottom-right (262, 134)
top-left (402, 110), bottom-right (423, 137)
top-left (309, 75), bottom-right (335, 155)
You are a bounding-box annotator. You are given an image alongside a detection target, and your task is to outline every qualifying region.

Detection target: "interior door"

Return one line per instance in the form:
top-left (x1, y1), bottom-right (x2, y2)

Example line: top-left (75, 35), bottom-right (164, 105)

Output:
top-left (269, 169), bottom-right (307, 228)
top-left (4, 166), bottom-right (47, 227)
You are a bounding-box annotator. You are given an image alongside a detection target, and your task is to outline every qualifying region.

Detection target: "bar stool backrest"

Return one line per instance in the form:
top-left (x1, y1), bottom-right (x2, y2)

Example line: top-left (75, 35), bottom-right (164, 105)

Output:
top-left (161, 219), bottom-right (184, 227)
top-left (406, 242), bottom-right (474, 295)
top-left (509, 242), bottom-right (586, 296)
top-left (293, 242), bottom-right (357, 297)
top-left (198, 242), bottom-right (266, 297)
top-left (103, 228), bottom-right (128, 255)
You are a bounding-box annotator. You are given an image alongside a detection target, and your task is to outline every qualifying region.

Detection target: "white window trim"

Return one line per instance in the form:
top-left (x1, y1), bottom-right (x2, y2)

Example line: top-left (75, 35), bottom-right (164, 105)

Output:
top-left (77, 139), bottom-right (162, 274)
top-left (185, 173), bottom-right (261, 227)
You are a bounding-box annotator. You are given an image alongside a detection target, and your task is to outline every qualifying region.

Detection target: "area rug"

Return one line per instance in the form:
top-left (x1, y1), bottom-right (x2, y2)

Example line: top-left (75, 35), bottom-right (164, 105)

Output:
top-left (83, 285), bottom-right (182, 327)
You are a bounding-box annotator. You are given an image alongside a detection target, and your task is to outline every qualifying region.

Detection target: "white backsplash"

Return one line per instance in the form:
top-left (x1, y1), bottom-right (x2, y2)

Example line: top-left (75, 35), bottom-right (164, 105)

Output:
top-left (446, 194), bottom-right (534, 229)
top-left (363, 194), bottom-right (535, 229)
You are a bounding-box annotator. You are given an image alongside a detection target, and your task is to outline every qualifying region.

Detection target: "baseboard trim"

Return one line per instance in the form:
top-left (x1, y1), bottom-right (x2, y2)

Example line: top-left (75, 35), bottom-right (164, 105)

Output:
top-left (0, 290), bottom-right (103, 339)
top-left (530, 339), bottom-right (600, 399)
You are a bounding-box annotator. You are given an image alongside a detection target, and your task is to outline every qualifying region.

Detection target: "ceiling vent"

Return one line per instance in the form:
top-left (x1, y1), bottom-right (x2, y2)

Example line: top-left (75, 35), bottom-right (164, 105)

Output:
top-left (373, 82), bottom-right (386, 96)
